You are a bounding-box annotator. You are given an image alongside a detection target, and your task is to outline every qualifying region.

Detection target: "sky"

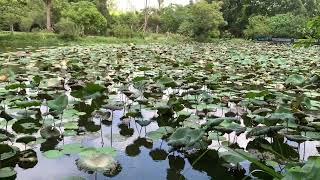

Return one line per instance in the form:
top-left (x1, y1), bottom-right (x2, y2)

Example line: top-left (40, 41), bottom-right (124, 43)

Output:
top-left (116, 0), bottom-right (191, 11)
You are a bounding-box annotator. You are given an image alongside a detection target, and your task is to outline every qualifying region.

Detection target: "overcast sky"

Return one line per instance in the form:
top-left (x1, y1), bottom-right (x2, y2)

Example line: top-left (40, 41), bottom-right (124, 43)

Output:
top-left (116, 0), bottom-right (191, 11)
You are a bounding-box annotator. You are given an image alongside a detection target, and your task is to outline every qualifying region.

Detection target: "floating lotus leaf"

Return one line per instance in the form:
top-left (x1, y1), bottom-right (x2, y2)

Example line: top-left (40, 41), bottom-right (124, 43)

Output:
top-left (18, 149), bottom-right (38, 169)
top-left (79, 147), bottom-right (117, 157)
top-left (61, 143), bottom-right (84, 154)
top-left (62, 176), bottom-right (86, 180)
top-left (76, 153), bottom-right (121, 176)
top-left (43, 150), bottom-right (64, 159)
top-left (12, 118), bottom-right (41, 134)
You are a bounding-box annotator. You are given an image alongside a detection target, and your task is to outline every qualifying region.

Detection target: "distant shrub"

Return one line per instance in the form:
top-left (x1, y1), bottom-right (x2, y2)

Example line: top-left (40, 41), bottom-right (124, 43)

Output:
top-left (19, 17), bottom-right (33, 32)
top-left (111, 24), bottom-right (136, 38)
top-left (245, 13), bottom-right (308, 39)
top-left (244, 15), bottom-right (271, 38)
top-left (178, 21), bottom-right (193, 37)
top-left (55, 18), bottom-right (80, 38)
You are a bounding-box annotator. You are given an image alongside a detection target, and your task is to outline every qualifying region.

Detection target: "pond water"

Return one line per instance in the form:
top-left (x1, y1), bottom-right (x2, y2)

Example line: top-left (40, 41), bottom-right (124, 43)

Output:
top-left (1, 42), bottom-right (320, 180)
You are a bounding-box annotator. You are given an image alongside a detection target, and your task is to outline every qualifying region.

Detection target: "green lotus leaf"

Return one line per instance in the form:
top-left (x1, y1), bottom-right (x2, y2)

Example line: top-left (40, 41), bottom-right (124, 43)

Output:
top-left (43, 150), bottom-right (64, 159)
top-left (40, 126), bottom-right (60, 139)
top-left (283, 156), bottom-right (320, 180)
top-left (48, 94), bottom-right (68, 113)
top-left (61, 143), bottom-right (84, 154)
top-left (147, 126), bottom-right (174, 141)
top-left (285, 74), bottom-right (305, 86)
top-left (0, 167), bottom-right (16, 179)
top-left (168, 127), bottom-right (205, 148)
top-left (12, 118), bottom-right (42, 134)
top-left (247, 125), bottom-right (285, 138)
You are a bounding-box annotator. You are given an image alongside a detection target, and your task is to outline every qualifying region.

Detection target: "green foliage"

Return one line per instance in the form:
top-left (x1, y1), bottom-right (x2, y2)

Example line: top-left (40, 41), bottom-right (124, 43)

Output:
top-left (189, 1), bottom-right (224, 40)
top-left (55, 18), bottom-right (80, 38)
top-left (60, 1), bottom-right (107, 35)
top-left (245, 13), bottom-right (308, 38)
top-left (111, 24), bottom-right (136, 38)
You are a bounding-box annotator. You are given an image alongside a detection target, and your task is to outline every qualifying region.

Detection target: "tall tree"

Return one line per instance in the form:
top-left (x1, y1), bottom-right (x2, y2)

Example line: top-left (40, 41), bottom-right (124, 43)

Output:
top-left (43, 0), bottom-right (52, 31)
top-left (143, 0), bottom-right (148, 32)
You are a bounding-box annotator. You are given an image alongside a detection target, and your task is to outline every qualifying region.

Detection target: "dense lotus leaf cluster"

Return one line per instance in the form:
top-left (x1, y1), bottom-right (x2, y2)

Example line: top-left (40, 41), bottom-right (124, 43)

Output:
top-left (0, 41), bottom-right (320, 179)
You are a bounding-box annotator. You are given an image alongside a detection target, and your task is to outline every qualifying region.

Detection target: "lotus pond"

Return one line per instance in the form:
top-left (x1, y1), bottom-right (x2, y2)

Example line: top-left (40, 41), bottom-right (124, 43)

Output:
top-left (0, 41), bottom-right (320, 180)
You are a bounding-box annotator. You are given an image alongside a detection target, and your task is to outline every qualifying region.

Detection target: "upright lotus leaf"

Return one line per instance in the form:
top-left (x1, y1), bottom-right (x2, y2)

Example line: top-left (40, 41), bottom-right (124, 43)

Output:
top-left (136, 120), bottom-right (151, 127)
top-left (71, 83), bottom-right (106, 99)
top-left (246, 125), bottom-right (285, 138)
top-left (221, 148), bottom-right (283, 179)
top-left (40, 126), bottom-right (60, 139)
top-left (0, 68), bottom-right (15, 82)
top-left (5, 83), bottom-right (26, 90)
top-left (48, 94), bottom-right (68, 113)
top-left (16, 136), bottom-right (36, 145)
top-left (147, 126), bottom-right (174, 141)
top-left (0, 111), bottom-right (13, 122)
top-left (0, 167), bottom-right (16, 179)
top-left (13, 100), bottom-right (41, 109)
top-left (0, 144), bottom-right (18, 161)
top-left (157, 76), bottom-right (177, 88)
top-left (168, 127), bottom-right (205, 148)
top-left (283, 156), bottom-right (320, 180)
top-left (39, 78), bottom-right (61, 89)
top-left (261, 140), bottom-right (299, 160)
top-left (245, 90), bottom-right (270, 99)
top-left (204, 118), bottom-right (225, 130)
top-left (285, 135), bottom-right (310, 143)
top-left (12, 118), bottom-right (42, 134)
top-left (285, 74), bottom-right (305, 86)
top-left (219, 150), bottom-right (247, 164)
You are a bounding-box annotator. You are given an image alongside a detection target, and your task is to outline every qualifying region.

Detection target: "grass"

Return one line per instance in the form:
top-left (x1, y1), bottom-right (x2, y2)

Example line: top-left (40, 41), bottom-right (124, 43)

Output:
top-left (0, 31), bottom-right (188, 52)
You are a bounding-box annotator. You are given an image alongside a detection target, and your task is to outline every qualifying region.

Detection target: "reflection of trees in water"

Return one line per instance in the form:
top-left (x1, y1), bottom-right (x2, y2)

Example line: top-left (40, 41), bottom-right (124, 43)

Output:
top-left (186, 150), bottom-right (246, 180)
top-left (167, 154), bottom-right (186, 180)
top-left (74, 95), bottom-right (107, 132)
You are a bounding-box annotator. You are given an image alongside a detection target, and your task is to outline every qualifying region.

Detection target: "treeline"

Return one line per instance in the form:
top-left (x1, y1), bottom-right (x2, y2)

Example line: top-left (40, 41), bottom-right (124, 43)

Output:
top-left (0, 0), bottom-right (319, 41)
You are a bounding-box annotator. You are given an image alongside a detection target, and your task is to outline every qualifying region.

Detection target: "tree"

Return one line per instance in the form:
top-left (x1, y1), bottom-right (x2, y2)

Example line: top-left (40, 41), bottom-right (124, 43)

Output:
top-left (161, 5), bottom-right (191, 33)
top-left (0, 0), bottom-right (24, 33)
top-left (189, 1), bottom-right (225, 40)
top-left (43, 0), bottom-right (53, 31)
top-left (60, 1), bottom-right (107, 35)
top-left (143, 0), bottom-right (149, 32)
